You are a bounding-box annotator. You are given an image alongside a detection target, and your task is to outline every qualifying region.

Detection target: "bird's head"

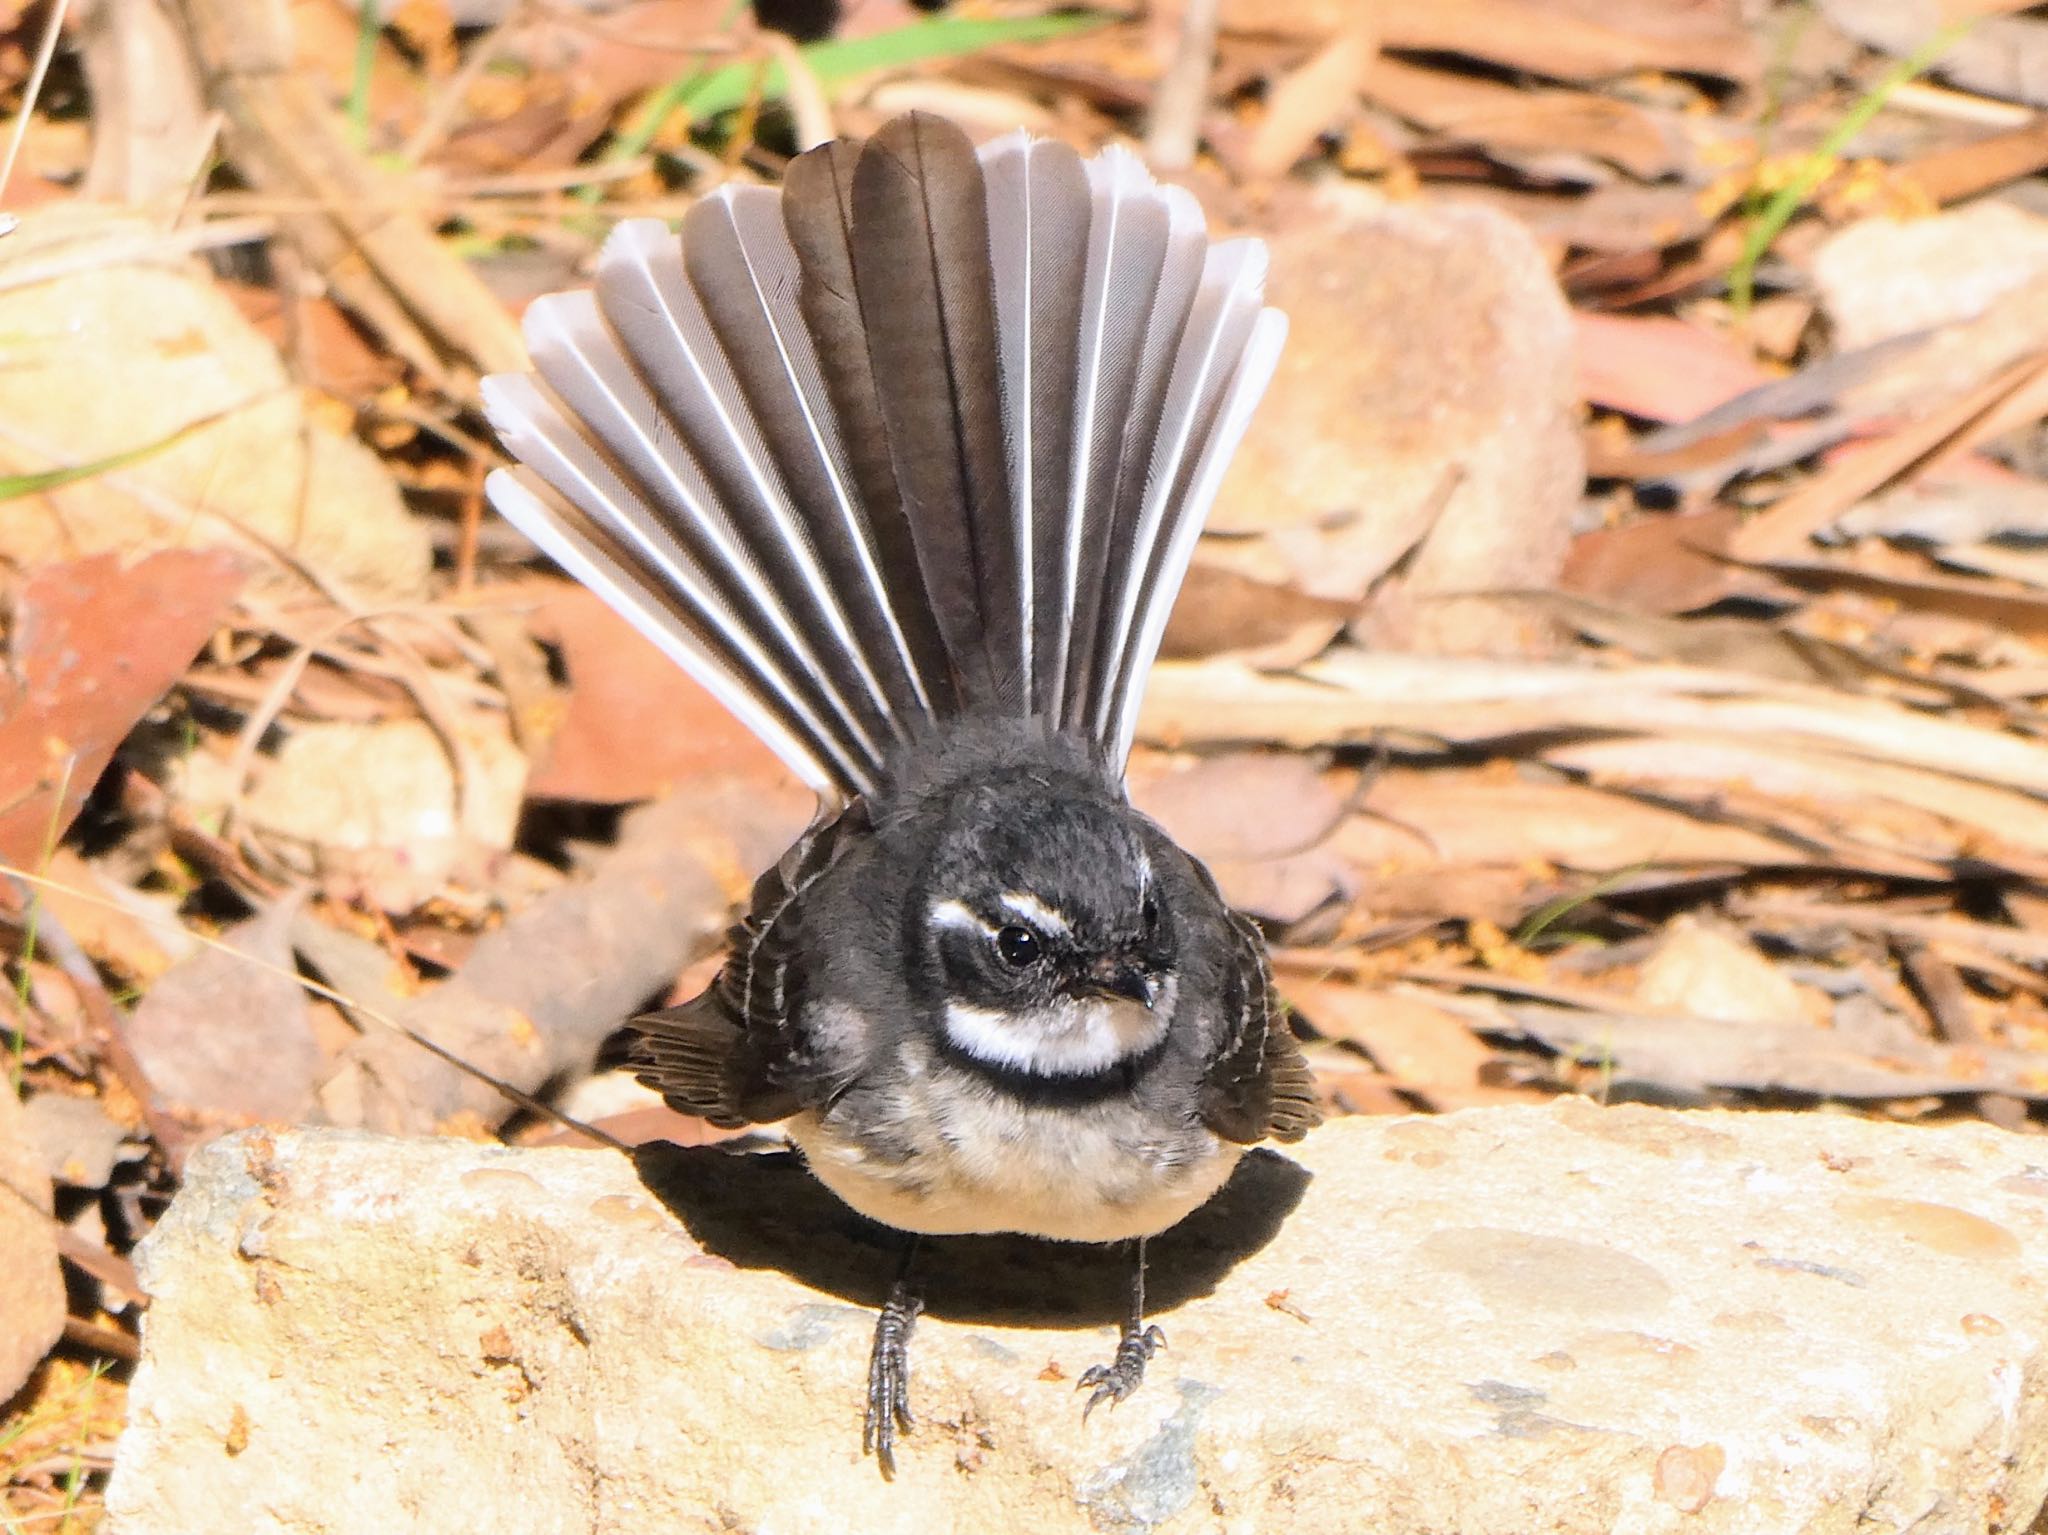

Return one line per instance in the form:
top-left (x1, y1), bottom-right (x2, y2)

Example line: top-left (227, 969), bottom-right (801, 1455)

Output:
top-left (917, 780), bottom-right (1178, 1078)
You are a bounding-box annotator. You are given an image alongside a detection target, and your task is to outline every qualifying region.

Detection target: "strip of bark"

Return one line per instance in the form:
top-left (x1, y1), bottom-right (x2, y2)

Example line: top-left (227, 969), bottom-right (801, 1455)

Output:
top-left (322, 778), bottom-right (810, 1136)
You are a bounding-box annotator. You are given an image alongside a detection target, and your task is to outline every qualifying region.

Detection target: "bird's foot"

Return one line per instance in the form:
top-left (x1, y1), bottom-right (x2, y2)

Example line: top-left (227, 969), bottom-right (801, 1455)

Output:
top-left (1078, 1322), bottom-right (1165, 1420)
top-left (864, 1279), bottom-right (922, 1477)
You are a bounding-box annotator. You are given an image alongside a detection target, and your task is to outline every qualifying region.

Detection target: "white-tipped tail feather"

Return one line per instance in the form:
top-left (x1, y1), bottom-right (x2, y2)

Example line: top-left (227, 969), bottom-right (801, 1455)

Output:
top-left (484, 114), bottom-right (1285, 797)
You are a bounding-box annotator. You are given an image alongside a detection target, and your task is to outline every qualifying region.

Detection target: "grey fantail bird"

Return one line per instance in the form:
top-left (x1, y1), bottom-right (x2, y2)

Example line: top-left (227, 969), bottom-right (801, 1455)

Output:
top-left (482, 112), bottom-right (1319, 1476)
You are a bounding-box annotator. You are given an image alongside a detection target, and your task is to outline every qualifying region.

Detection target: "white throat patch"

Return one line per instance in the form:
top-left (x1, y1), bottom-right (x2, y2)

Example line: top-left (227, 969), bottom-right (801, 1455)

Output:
top-left (943, 980), bottom-right (1175, 1076)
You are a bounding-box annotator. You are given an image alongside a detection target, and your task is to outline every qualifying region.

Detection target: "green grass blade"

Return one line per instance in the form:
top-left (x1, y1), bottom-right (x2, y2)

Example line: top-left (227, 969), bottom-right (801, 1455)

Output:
top-left (1729, 20), bottom-right (1969, 317)
top-left (350, 0), bottom-right (380, 152)
top-left (0, 401), bottom-right (255, 502)
top-left (608, 10), bottom-right (1107, 168)
top-left (1513, 864), bottom-right (1648, 949)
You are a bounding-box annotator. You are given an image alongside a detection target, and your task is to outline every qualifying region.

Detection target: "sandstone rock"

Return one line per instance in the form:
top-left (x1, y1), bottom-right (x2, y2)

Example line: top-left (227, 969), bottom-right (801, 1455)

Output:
top-left (1208, 187), bottom-right (1582, 655)
top-left (1634, 915), bottom-right (1816, 1029)
top-left (0, 208), bottom-right (430, 601)
top-left (0, 1078), bottom-right (65, 1403)
top-left (1813, 202), bottom-right (2048, 351)
top-left (107, 1106), bottom-right (2048, 1533)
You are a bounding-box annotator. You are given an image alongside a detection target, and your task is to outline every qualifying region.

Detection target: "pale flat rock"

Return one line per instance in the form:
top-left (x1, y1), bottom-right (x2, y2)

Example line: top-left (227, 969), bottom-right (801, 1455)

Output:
top-left (1634, 915), bottom-right (1817, 1029)
top-left (1813, 202), bottom-right (2048, 351)
top-left (0, 1079), bottom-right (65, 1402)
top-left (107, 1106), bottom-right (2048, 1533)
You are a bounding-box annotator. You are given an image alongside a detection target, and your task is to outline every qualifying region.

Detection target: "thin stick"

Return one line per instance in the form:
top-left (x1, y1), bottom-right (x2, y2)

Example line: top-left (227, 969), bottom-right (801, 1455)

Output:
top-left (401, 0), bottom-right (528, 165)
top-left (0, 862), bottom-right (634, 1156)
top-left (1146, 0), bottom-right (1221, 172)
top-left (455, 456), bottom-right (485, 594)
top-left (0, 0), bottom-right (73, 216)
top-left (3, 872), bottom-right (195, 1174)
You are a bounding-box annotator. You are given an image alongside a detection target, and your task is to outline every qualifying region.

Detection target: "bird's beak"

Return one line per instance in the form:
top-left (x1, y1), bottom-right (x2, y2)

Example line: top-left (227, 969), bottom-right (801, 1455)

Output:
top-left (1082, 959), bottom-right (1155, 1008)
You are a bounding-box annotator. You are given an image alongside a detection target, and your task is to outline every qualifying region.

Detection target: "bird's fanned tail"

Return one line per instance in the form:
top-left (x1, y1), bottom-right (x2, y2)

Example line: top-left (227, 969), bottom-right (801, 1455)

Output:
top-left (483, 113), bottom-right (1286, 796)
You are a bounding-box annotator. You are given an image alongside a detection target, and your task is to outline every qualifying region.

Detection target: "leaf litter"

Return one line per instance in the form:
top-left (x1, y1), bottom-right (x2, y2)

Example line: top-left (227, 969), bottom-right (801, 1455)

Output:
top-left (16, 0), bottom-right (2048, 1519)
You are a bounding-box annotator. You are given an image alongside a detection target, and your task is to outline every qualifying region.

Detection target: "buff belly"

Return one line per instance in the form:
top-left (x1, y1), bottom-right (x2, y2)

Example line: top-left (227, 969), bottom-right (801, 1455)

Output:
top-left (785, 1100), bottom-right (1243, 1243)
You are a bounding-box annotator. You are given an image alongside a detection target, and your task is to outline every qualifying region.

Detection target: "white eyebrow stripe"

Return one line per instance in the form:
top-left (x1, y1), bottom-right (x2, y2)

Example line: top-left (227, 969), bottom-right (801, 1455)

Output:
top-left (929, 899), bottom-right (995, 935)
top-left (998, 892), bottom-right (1071, 937)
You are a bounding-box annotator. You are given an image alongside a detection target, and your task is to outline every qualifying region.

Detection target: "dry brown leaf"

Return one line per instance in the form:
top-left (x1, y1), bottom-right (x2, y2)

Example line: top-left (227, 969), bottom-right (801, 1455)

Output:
top-left (1282, 977), bottom-right (1531, 1108)
top-left (1496, 999), bottom-right (2048, 1101)
top-left (1757, 551), bottom-right (2048, 642)
top-left (1813, 202), bottom-right (2048, 351)
top-left (1351, 865), bottom-right (1558, 930)
top-left (1130, 752), bottom-right (1343, 863)
top-left (1899, 115), bottom-right (2048, 204)
top-left (0, 549), bottom-right (246, 871)
top-left (24, 850), bottom-right (190, 986)
top-left (519, 581), bottom-right (791, 804)
top-left (1129, 752), bottom-right (1355, 924)
top-left (1448, 183), bottom-right (1715, 257)
top-left (1935, 541), bottom-right (2048, 591)
top-left (223, 280), bottom-right (404, 399)
top-left (289, 0), bottom-right (425, 141)
top-left (1821, 0), bottom-right (2048, 110)
top-left (1837, 464), bottom-right (2048, 543)
top-left (78, 0), bottom-right (213, 204)
top-left (0, 1079), bottom-right (63, 1403)
top-left (1377, 0), bottom-right (1756, 82)
top-left (1574, 313), bottom-right (1771, 424)
top-left (1559, 507), bottom-right (1751, 615)
top-left (1362, 57), bottom-right (1688, 180)
top-left (0, 211), bottom-right (432, 600)
top-left (1512, 593), bottom-right (1874, 690)
top-left (1333, 767), bottom-right (1807, 876)
top-left (1158, 562), bottom-right (1353, 669)
top-left (1547, 736), bottom-right (2048, 869)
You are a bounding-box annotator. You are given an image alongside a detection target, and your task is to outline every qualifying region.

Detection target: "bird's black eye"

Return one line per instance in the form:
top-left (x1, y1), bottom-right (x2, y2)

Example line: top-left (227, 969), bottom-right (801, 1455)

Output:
top-left (1141, 894), bottom-right (1159, 935)
top-left (994, 925), bottom-right (1042, 969)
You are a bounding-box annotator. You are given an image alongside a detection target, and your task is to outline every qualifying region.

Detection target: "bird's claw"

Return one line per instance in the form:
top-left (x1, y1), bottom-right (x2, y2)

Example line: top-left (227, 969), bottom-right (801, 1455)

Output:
top-left (864, 1284), bottom-right (922, 1477)
top-left (1078, 1323), bottom-right (1165, 1420)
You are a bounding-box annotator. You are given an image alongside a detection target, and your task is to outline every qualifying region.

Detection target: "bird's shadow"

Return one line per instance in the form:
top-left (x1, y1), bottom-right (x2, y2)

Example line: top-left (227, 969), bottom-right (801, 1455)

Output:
top-left (633, 1141), bottom-right (1311, 1330)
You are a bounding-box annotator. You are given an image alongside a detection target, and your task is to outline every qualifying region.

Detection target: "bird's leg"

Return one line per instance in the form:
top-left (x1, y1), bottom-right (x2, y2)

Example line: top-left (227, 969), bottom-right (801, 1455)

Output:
top-left (864, 1236), bottom-right (923, 1477)
top-left (1079, 1237), bottom-right (1166, 1420)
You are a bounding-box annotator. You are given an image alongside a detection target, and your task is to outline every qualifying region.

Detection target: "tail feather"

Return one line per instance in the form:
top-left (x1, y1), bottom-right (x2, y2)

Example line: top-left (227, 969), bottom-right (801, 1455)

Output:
top-left (1078, 184), bottom-right (1209, 737)
top-left (849, 114), bottom-right (1018, 708)
top-left (1057, 148), bottom-right (1170, 728)
top-left (1110, 304), bottom-right (1290, 763)
top-left (781, 139), bottom-right (958, 720)
top-left (511, 284), bottom-right (882, 781)
top-left (1090, 241), bottom-right (1270, 746)
top-left (483, 113), bottom-right (1285, 798)
top-left (483, 466), bottom-right (843, 794)
top-left (683, 187), bottom-right (931, 727)
top-left (594, 224), bottom-right (894, 757)
top-left (980, 132), bottom-right (1089, 717)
